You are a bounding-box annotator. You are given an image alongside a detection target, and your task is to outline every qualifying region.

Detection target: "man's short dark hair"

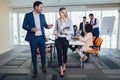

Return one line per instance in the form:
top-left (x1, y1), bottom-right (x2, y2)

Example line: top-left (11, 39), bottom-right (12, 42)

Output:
top-left (89, 13), bottom-right (94, 17)
top-left (73, 25), bottom-right (77, 28)
top-left (83, 16), bottom-right (86, 19)
top-left (33, 1), bottom-right (43, 9)
top-left (85, 23), bottom-right (93, 33)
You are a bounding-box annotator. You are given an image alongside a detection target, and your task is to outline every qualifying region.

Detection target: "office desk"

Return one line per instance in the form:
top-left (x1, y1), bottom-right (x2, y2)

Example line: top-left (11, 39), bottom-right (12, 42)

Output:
top-left (69, 39), bottom-right (85, 46)
top-left (69, 39), bottom-right (85, 69)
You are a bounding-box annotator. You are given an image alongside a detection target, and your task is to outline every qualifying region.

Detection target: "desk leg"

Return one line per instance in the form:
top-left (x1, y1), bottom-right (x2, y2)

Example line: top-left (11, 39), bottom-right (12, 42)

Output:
top-left (80, 58), bottom-right (83, 69)
top-left (53, 45), bottom-right (56, 59)
top-left (80, 50), bottom-right (84, 69)
top-left (50, 44), bottom-right (53, 63)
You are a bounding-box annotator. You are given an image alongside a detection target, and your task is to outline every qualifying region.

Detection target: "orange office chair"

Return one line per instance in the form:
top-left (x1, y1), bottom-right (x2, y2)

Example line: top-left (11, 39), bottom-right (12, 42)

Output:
top-left (83, 37), bottom-right (103, 66)
top-left (84, 37), bottom-right (103, 55)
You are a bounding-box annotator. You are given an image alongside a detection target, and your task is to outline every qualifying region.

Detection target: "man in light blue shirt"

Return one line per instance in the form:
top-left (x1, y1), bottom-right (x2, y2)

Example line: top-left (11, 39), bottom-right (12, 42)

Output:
top-left (69, 25), bottom-right (80, 52)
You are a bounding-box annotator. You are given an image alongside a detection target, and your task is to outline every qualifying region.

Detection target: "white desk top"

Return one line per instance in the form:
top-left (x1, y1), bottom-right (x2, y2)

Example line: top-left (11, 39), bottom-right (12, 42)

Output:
top-left (45, 39), bottom-right (84, 46)
top-left (45, 40), bottom-right (55, 45)
top-left (69, 39), bottom-right (85, 45)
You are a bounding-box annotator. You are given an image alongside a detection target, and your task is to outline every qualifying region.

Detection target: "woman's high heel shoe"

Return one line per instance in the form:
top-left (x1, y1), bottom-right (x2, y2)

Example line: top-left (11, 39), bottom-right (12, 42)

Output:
top-left (63, 70), bottom-right (66, 72)
top-left (62, 64), bottom-right (66, 73)
top-left (60, 74), bottom-right (64, 77)
top-left (60, 70), bottom-right (64, 77)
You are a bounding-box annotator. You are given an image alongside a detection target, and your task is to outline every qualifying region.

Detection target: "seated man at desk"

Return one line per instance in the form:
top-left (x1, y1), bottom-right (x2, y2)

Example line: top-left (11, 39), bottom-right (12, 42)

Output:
top-left (69, 25), bottom-right (80, 52)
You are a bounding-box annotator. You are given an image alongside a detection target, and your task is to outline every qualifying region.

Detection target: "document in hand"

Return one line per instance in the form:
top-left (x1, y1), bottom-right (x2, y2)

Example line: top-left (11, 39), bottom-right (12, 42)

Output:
top-left (63, 27), bottom-right (70, 31)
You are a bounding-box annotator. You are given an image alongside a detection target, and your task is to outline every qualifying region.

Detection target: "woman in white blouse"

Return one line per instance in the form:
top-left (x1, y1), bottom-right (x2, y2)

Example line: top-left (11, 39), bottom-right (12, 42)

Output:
top-left (76, 23), bottom-right (93, 61)
top-left (54, 7), bottom-right (73, 77)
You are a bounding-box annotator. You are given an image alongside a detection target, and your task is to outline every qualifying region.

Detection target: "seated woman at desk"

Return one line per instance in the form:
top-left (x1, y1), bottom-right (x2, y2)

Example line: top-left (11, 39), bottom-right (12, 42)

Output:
top-left (76, 23), bottom-right (93, 61)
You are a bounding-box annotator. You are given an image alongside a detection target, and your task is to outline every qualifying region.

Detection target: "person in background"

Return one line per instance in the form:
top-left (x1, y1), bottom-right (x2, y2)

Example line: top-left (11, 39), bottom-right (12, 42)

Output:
top-left (79, 16), bottom-right (88, 37)
top-left (69, 25), bottom-right (79, 52)
top-left (54, 7), bottom-right (73, 77)
top-left (76, 23), bottom-right (93, 62)
top-left (89, 13), bottom-right (99, 38)
top-left (22, 1), bottom-right (53, 78)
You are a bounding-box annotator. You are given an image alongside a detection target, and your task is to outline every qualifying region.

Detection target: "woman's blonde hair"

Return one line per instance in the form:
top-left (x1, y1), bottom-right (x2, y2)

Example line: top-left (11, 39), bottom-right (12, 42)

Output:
top-left (59, 7), bottom-right (68, 18)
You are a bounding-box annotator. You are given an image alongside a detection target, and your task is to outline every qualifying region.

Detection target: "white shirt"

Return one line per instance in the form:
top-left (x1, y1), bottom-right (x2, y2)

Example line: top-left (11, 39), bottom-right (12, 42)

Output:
top-left (33, 12), bottom-right (42, 36)
top-left (92, 18), bottom-right (99, 29)
top-left (54, 18), bottom-right (73, 40)
top-left (83, 22), bottom-right (87, 32)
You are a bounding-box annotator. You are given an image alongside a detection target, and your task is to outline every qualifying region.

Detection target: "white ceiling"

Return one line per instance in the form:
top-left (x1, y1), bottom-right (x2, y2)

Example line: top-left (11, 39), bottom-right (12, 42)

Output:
top-left (7, 0), bottom-right (120, 8)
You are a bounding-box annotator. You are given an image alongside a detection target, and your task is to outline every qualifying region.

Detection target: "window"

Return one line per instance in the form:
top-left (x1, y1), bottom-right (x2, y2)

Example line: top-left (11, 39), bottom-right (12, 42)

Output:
top-left (12, 9), bottom-right (118, 49)
top-left (71, 11), bottom-right (85, 27)
top-left (18, 13), bottom-right (28, 45)
top-left (13, 13), bottom-right (18, 45)
top-left (44, 12), bottom-right (56, 39)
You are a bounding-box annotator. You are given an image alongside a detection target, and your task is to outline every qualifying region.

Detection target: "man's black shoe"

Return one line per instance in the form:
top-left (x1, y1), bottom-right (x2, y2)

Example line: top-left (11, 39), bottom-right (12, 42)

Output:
top-left (42, 68), bottom-right (46, 73)
top-left (32, 72), bottom-right (38, 78)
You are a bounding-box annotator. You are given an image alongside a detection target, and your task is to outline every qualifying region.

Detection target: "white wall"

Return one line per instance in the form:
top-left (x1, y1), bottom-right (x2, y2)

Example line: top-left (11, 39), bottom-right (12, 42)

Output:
top-left (0, 0), bottom-right (14, 54)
